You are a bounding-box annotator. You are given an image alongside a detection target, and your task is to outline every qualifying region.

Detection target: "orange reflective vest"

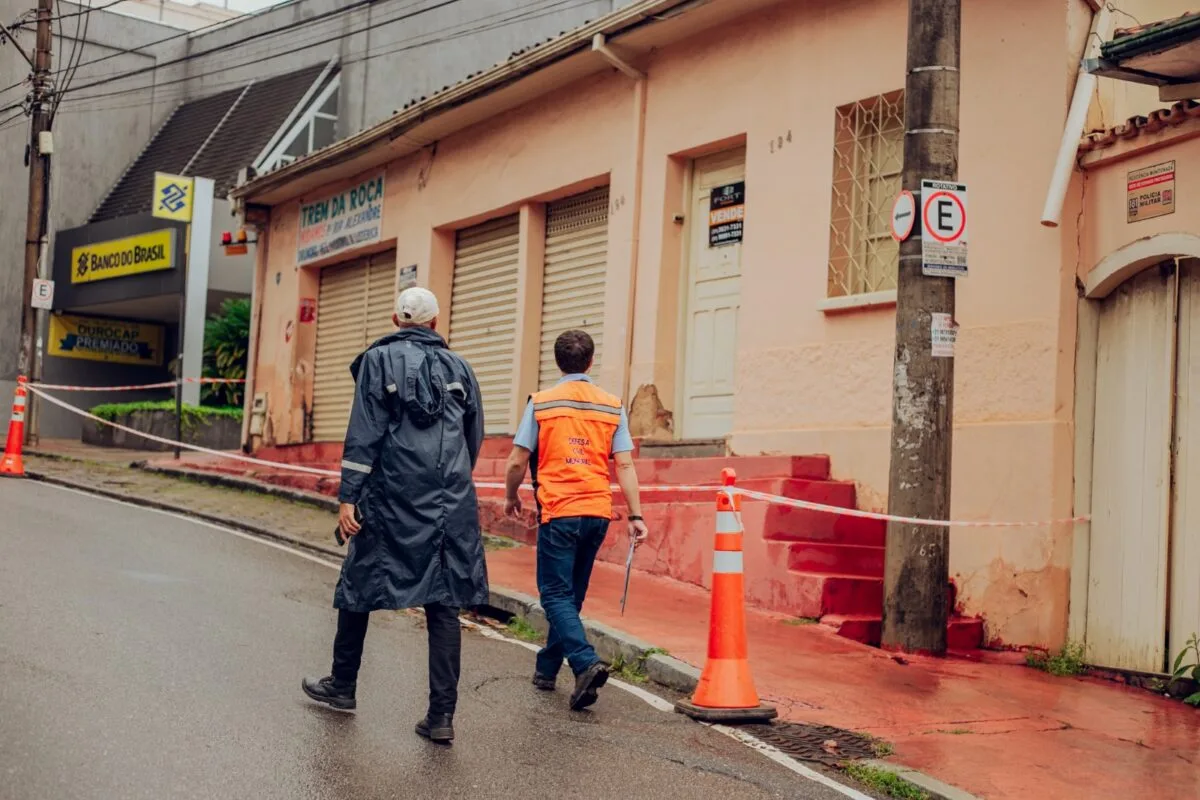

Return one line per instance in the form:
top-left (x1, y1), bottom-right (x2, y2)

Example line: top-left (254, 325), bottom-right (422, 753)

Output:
top-left (531, 380), bottom-right (622, 522)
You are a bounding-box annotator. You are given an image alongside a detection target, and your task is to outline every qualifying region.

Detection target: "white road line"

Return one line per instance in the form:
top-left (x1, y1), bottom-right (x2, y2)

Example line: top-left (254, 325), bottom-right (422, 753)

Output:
top-left (32, 480), bottom-right (868, 799)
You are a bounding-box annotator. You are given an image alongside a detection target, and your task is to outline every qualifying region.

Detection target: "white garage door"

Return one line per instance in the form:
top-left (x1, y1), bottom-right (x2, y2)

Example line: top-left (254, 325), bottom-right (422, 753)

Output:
top-left (449, 215), bottom-right (520, 434)
top-left (539, 187), bottom-right (610, 388)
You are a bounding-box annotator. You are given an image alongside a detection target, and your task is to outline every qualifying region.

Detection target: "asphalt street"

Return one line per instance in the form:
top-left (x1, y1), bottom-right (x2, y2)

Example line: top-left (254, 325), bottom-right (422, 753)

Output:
top-left (0, 479), bottom-right (859, 800)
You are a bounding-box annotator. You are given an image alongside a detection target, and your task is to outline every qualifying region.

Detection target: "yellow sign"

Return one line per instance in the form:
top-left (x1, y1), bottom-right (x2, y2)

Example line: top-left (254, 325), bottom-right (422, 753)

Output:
top-left (70, 229), bottom-right (175, 285)
top-left (152, 172), bottom-right (194, 222)
top-left (49, 314), bottom-right (165, 367)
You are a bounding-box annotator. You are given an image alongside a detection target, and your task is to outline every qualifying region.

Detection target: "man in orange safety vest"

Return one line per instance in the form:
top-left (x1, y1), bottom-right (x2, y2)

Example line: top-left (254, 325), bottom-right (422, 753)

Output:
top-left (503, 329), bottom-right (647, 712)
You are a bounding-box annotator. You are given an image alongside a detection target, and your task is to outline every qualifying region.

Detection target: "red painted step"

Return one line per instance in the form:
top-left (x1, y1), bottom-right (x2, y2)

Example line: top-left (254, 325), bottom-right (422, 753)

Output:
top-left (787, 542), bottom-right (885, 577)
top-left (762, 504), bottom-right (886, 547)
top-left (789, 571), bottom-right (883, 618)
top-left (821, 614), bottom-right (985, 651)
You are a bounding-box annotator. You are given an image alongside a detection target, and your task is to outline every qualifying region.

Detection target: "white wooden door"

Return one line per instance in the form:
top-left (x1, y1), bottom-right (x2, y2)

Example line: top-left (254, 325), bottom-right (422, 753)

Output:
top-left (1170, 258), bottom-right (1200, 663)
top-left (1087, 265), bottom-right (1176, 672)
top-left (681, 149), bottom-right (745, 439)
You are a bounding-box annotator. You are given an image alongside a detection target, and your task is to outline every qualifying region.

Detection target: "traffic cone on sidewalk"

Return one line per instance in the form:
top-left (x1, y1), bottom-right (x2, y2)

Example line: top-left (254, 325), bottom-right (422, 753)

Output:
top-left (1, 377), bottom-right (27, 477)
top-left (675, 468), bottom-right (777, 723)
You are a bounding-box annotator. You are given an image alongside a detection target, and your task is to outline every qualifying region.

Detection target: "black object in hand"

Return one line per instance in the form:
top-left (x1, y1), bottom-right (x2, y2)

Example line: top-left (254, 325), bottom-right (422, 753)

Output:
top-left (334, 506), bottom-right (362, 547)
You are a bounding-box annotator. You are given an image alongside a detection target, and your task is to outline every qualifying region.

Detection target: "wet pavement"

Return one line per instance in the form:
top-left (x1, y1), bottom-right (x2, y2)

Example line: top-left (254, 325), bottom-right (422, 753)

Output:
top-left (0, 479), bottom-right (854, 800)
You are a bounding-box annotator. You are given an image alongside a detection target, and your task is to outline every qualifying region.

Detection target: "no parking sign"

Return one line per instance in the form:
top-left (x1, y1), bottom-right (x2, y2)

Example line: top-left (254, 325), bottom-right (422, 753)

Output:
top-left (920, 180), bottom-right (968, 278)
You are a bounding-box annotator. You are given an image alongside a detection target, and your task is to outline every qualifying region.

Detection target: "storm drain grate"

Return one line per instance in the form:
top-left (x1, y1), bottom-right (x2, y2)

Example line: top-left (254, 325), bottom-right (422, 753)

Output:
top-left (740, 722), bottom-right (878, 766)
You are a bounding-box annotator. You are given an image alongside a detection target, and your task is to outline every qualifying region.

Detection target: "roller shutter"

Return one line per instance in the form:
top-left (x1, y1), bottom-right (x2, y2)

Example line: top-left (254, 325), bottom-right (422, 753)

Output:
top-left (449, 215), bottom-right (520, 434)
top-left (311, 250), bottom-right (396, 442)
top-left (539, 187), bottom-right (610, 388)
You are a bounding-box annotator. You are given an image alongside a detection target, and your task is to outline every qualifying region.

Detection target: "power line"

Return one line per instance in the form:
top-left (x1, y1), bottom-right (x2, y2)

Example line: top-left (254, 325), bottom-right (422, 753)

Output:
top-left (61, 0), bottom-right (430, 97)
top-left (60, 0), bottom-right (586, 109)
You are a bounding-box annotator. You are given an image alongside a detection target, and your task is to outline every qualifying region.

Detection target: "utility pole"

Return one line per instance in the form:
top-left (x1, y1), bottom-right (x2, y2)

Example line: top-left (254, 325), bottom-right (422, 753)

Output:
top-left (881, 0), bottom-right (961, 655)
top-left (18, 0), bottom-right (54, 445)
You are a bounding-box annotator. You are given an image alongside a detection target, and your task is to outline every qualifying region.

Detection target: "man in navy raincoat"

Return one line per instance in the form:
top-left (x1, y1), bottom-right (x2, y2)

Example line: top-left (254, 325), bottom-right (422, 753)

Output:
top-left (303, 286), bottom-right (488, 745)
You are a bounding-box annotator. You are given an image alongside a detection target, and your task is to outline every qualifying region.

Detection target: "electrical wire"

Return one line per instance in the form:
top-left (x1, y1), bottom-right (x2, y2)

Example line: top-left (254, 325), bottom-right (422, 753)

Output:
top-left (57, 0), bottom-right (592, 113)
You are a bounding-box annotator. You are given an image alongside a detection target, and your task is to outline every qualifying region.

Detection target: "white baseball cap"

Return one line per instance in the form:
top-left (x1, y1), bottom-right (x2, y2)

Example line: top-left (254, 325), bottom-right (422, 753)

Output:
top-left (395, 286), bottom-right (440, 325)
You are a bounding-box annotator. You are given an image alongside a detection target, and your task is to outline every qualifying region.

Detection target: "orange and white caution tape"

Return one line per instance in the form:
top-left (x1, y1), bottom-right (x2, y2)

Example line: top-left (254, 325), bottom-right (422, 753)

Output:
top-left (31, 378), bottom-right (244, 392)
top-left (26, 385), bottom-right (1090, 529)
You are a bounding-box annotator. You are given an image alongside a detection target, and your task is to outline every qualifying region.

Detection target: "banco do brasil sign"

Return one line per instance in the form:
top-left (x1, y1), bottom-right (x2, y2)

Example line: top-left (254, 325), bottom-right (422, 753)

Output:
top-left (71, 229), bottom-right (176, 284)
top-left (297, 173), bottom-right (385, 265)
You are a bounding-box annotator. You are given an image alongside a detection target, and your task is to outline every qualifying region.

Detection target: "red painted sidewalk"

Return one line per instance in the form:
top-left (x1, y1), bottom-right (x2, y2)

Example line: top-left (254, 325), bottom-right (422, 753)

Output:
top-left (487, 546), bottom-right (1200, 800)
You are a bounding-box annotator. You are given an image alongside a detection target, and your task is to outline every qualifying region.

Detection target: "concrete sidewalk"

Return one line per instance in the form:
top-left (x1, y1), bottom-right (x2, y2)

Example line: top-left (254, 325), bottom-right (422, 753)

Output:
top-left (487, 545), bottom-right (1200, 800)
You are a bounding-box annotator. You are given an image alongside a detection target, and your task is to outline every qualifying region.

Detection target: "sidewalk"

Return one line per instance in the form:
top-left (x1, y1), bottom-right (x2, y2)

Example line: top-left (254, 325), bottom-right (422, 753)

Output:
top-left (486, 546), bottom-right (1200, 800)
top-left (21, 449), bottom-right (1200, 799)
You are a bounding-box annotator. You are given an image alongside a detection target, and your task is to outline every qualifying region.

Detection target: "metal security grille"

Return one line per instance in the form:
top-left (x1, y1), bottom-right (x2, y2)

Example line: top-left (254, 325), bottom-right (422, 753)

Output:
top-left (539, 187), bottom-right (610, 388)
top-left (827, 91), bottom-right (905, 297)
top-left (449, 215), bottom-right (520, 434)
top-left (311, 250), bottom-right (396, 442)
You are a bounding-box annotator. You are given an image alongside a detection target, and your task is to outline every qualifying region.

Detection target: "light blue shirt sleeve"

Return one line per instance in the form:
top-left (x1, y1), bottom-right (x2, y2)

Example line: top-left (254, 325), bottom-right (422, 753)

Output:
top-left (611, 408), bottom-right (634, 454)
top-left (512, 400), bottom-right (537, 451)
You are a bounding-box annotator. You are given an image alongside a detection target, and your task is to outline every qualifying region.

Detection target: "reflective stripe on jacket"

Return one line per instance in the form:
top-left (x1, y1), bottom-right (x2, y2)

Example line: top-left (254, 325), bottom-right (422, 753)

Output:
top-left (532, 380), bottom-right (621, 522)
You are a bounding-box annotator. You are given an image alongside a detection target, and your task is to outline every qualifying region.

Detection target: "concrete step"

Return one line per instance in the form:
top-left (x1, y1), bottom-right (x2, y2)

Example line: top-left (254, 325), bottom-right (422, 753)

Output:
top-left (637, 438), bottom-right (727, 458)
top-left (787, 542), bottom-right (885, 577)
top-left (762, 504), bottom-right (886, 547)
top-left (788, 571), bottom-right (883, 618)
top-left (821, 613), bottom-right (985, 651)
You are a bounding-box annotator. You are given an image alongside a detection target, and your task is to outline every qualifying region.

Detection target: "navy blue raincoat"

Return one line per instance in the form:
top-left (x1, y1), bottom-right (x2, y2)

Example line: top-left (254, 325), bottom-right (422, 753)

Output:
top-left (334, 326), bottom-right (489, 612)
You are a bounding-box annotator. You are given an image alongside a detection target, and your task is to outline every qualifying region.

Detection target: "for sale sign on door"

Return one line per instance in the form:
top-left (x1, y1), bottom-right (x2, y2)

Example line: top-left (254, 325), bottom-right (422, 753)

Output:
top-left (709, 182), bottom-right (745, 247)
top-left (920, 180), bottom-right (968, 278)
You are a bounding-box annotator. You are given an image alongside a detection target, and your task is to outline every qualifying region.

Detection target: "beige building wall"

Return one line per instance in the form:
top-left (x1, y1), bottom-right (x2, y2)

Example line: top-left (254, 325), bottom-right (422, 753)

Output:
top-left (248, 0), bottom-right (1143, 647)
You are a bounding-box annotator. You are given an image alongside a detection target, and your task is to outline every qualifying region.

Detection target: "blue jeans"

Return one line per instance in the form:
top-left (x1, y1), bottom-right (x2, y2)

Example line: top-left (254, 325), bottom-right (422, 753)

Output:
top-left (535, 516), bottom-right (609, 678)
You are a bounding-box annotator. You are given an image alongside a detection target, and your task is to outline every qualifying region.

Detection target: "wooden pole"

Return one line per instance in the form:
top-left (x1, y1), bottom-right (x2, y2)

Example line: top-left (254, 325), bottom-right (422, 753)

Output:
top-left (881, 0), bottom-right (962, 655)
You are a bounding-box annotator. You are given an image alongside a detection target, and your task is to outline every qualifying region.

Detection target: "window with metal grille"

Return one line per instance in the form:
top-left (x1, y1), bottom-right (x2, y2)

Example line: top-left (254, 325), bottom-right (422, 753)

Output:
top-left (827, 91), bottom-right (905, 297)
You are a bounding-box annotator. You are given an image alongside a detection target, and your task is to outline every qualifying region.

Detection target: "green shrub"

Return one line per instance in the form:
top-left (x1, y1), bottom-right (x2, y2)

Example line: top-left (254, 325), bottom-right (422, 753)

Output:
top-left (90, 400), bottom-right (242, 432)
top-left (202, 298), bottom-right (250, 408)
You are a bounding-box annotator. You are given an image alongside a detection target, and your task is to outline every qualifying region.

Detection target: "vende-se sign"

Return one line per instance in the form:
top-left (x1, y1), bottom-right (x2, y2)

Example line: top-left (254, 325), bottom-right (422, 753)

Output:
top-left (297, 173), bottom-right (385, 265)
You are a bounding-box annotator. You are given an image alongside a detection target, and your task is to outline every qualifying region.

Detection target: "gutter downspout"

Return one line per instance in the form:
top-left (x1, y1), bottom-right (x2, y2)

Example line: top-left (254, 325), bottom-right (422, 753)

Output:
top-left (592, 34), bottom-right (647, 408)
top-left (240, 218), bottom-right (269, 452)
top-left (1041, 4), bottom-right (1113, 227)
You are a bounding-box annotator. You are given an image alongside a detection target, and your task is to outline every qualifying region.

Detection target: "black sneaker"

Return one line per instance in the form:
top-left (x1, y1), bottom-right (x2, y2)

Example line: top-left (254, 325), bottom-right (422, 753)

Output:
top-left (301, 676), bottom-right (356, 711)
top-left (415, 713), bottom-right (455, 744)
top-left (569, 662), bottom-right (609, 711)
top-left (532, 673), bottom-right (557, 691)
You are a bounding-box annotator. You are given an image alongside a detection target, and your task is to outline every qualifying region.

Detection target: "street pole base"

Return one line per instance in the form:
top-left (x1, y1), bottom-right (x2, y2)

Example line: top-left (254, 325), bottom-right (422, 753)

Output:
top-left (674, 698), bottom-right (778, 723)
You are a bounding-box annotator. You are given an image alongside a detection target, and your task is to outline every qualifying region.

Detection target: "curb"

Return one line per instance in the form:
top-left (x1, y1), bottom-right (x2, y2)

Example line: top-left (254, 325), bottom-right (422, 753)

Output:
top-left (22, 467), bottom-right (976, 800)
top-left (134, 462), bottom-right (340, 512)
top-left (859, 760), bottom-right (982, 800)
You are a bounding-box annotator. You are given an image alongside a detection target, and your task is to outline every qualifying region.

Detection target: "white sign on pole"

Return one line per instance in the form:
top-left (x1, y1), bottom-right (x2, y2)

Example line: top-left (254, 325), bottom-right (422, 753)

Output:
top-left (931, 313), bottom-right (957, 358)
top-left (31, 278), bottom-right (54, 310)
top-left (920, 180), bottom-right (968, 278)
top-left (890, 190), bottom-right (916, 242)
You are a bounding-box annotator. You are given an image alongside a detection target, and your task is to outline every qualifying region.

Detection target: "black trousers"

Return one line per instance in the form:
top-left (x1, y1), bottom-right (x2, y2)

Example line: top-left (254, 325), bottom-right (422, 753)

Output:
top-left (331, 604), bottom-right (462, 715)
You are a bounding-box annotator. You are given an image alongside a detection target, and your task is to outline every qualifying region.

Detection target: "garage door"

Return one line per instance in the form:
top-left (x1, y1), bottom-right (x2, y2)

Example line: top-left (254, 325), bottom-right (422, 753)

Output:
top-left (448, 215), bottom-right (520, 434)
top-left (539, 187), bottom-right (610, 388)
top-left (311, 250), bottom-right (396, 442)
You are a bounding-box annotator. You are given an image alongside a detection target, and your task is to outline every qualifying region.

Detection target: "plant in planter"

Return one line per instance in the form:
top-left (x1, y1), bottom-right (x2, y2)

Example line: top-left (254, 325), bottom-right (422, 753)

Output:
top-left (202, 298), bottom-right (250, 408)
top-left (1170, 633), bottom-right (1200, 707)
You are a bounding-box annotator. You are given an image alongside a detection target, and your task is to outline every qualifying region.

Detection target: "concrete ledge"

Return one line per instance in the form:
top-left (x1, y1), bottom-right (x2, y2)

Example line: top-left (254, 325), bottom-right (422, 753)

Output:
top-left (859, 759), bottom-right (983, 800)
top-left (486, 585), bottom-right (700, 694)
top-left (135, 463), bottom-right (339, 512)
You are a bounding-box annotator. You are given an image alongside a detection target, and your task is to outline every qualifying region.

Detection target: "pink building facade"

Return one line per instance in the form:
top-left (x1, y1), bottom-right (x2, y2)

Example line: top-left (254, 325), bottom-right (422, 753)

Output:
top-left (232, 0), bottom-right (1200, 670)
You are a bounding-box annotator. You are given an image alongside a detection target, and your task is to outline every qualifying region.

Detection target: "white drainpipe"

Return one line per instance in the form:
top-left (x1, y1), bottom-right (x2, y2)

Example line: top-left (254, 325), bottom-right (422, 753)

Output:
top-left (1041, 5), bottom-right (1113, 227)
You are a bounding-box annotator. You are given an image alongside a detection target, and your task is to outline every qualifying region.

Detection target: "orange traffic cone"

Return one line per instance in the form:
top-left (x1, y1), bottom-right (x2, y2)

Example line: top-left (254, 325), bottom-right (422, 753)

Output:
top-left (0, 377), bottom-right (27, 477)
top-left (675, 468), bottom-right (777, 723)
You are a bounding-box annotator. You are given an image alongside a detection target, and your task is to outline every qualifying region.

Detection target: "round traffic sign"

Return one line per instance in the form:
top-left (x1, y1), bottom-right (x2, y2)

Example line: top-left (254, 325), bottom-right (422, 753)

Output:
top-left (890, 190), bottom-right (916, 242)
top-left (922, 190), bottom-right (966, 244)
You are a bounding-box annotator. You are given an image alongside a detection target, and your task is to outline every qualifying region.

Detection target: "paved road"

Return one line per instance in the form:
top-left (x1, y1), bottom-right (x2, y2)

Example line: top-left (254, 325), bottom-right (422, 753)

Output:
top-left (0, 480), bottom-right (856, 800)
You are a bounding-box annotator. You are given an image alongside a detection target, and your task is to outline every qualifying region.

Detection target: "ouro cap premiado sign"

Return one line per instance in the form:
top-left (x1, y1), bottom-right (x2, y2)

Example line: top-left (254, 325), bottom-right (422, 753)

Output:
top-left (70, 229), bottom-right (176, 285)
